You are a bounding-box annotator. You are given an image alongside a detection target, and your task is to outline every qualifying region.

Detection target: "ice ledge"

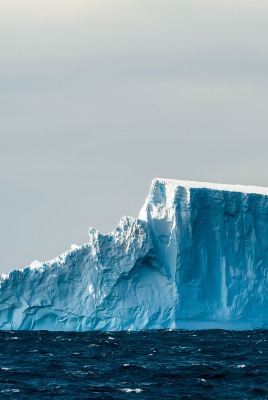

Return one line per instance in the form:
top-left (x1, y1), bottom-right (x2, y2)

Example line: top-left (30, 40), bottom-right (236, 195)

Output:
top-left (152, 178), bottom-right (268, 196)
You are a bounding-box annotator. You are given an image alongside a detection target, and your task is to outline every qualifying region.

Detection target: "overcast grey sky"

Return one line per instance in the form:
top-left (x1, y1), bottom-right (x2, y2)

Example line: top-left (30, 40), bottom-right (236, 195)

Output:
top-left (1, 0), bottom-right (268, 273)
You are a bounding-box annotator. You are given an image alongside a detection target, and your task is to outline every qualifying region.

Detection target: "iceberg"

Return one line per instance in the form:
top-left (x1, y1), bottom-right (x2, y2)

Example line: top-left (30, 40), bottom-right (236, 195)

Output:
top-left (1, 178), bottom-right (268, 331)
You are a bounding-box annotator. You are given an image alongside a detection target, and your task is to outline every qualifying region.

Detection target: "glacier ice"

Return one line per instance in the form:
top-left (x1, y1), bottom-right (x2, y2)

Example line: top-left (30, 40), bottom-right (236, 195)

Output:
top-left (1, 178), bottom-right (268, 331)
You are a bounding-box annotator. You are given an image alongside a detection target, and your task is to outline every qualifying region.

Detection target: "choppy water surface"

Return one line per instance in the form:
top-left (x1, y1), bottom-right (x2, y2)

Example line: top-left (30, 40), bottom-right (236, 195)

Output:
top-left (0, 330), bottom-right (267, 399)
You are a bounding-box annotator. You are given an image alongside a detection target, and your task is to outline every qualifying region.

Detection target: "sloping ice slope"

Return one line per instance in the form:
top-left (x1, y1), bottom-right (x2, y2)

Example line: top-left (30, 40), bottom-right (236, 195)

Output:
top-left (1, 178), bottom-right (268, 330)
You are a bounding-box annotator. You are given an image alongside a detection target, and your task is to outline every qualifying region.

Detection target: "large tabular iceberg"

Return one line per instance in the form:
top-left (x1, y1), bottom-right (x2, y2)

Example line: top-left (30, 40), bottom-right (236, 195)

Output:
top-left (1, 178), bottom-right (268, 331)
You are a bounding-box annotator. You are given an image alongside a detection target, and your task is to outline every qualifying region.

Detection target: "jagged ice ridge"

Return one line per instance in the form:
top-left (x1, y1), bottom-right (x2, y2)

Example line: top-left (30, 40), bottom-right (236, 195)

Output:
top-left (1, 178), bottom-right (268, 331)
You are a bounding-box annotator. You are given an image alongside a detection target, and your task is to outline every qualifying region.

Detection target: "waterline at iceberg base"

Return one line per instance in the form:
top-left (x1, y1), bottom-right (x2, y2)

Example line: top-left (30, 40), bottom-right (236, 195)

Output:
top-left (1, 178), bottom-right (268, 331)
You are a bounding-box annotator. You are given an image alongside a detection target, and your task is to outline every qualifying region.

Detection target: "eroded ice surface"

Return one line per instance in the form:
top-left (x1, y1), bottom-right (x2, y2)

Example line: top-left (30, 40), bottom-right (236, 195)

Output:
top-left (1, 178), bottom-right (268, 331)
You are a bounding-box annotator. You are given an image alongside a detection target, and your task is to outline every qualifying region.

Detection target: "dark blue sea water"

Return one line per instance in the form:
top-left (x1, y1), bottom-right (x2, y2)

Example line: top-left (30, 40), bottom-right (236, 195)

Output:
top-left (0, 330), bottom-right (267, 399)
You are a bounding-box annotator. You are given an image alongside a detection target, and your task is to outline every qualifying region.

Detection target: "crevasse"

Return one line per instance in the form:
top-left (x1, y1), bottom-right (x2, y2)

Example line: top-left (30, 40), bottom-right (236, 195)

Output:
top-left (1, 178), bottom-right (268, 331)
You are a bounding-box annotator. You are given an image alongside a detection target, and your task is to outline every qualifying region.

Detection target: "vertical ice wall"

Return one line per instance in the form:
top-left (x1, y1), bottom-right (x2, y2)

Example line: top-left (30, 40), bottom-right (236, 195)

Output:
top-left (139, 178), bottom-right (268, 328)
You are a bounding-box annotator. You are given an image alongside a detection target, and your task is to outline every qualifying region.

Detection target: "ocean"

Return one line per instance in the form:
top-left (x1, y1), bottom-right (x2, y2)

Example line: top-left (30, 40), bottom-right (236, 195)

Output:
top-left (0, 329), bottom-right (267, 399)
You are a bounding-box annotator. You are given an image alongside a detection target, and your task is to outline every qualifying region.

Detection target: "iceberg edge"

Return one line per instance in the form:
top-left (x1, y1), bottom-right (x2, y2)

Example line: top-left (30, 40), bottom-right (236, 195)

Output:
top-left (1, 178), bottom-right (268, 331)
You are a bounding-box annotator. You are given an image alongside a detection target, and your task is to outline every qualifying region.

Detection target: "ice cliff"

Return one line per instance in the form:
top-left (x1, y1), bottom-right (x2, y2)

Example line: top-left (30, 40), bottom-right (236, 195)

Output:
top-left (1, 178), bottom-right (268, 331)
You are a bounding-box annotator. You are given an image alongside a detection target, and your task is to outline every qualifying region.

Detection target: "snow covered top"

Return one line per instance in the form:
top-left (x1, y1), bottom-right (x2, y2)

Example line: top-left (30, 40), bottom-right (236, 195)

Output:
top-left (152, 178), bottom-right (268, 196)
top-left (139, 177), bottom-right (268, 222)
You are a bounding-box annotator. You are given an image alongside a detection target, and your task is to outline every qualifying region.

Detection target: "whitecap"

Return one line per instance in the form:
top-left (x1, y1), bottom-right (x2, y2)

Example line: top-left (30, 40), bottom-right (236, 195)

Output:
top-left (120, 388), bottom-right (143, 393)
top-left (1, 389), bottom-right (20, 393)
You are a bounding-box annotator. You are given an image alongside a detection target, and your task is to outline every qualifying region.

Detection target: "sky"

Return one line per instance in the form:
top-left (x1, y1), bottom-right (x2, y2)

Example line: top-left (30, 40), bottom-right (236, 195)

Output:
top-left (1, 0), bottom-right (268, 273)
